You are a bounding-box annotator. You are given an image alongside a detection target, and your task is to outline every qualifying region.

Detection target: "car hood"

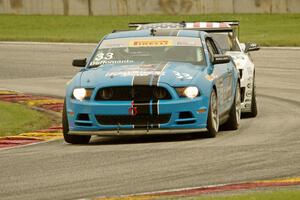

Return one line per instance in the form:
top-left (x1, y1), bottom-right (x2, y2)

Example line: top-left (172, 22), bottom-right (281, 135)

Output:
top-left (80, 62), bottom-right (206, 87)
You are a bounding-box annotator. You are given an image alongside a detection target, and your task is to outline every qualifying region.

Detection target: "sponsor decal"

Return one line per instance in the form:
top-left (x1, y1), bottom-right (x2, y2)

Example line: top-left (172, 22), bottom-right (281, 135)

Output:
top-left (104, 43), bottom-right (124, 48)
top-left (176, 41), bottom-right (197, 46)
top-left (129, 40), bottom-right (172, 47)
top-left (105, 68), bottom-right (165, 77)
top-left (90, 60), bottom-right (134, 66)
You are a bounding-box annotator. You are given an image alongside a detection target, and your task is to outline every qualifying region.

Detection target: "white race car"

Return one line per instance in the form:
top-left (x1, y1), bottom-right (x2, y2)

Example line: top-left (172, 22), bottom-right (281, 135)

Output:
top-left (130, 21), bottom-right (259, 117)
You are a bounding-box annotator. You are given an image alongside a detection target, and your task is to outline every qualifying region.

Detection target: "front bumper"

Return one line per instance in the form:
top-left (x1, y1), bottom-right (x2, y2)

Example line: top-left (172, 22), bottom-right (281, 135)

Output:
top-left (239, 65), bottom-right (255, 113)
top-left (240, 78), bottom-right (254, 112)
top-left (66, 94), bottom-right (210, 135)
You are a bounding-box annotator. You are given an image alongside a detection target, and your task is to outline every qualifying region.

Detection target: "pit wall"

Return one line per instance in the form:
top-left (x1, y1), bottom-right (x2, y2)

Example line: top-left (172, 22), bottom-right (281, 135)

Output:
top-left (0, 0), bottom-right (299, 15)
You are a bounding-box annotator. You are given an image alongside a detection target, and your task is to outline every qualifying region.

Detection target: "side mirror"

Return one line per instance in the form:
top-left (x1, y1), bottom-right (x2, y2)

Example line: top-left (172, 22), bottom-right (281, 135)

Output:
top-left (212, 54), bottom-right (231, 65)
top-left (72, 58), bottom-right (87, 67)
top-left (245, 43), bottom-right (260, 52)
top-left (240, 43), bottom-right (246, 52)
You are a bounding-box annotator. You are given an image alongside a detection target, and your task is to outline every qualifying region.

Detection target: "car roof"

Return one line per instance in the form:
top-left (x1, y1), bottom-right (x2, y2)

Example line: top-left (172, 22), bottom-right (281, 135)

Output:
top-left (105, 29), bottom-right (207, 40)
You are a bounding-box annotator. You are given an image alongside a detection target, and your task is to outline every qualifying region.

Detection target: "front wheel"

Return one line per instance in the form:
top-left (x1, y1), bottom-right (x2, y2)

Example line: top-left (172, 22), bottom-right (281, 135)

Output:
top-left (62, 100), bottom-right (91, 144)
top-left (206, 89), bottom-right (219, 138)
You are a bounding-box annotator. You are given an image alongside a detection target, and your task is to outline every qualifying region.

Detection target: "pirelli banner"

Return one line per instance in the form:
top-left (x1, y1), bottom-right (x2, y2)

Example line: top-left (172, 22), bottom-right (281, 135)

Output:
top-left (0, 0), bottom-right (299, 15)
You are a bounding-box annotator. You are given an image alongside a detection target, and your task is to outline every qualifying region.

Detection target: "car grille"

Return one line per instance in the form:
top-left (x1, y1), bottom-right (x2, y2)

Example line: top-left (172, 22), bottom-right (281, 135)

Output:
top-left (95, 114), bottom-right (171, 126)
top-left (94, 86), bottom-right (171, 101)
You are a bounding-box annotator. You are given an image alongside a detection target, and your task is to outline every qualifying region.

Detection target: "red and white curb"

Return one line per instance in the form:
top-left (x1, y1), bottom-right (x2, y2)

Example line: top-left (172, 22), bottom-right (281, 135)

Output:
top-left (96, 177), bottom-right (300, 199)
top-left (0, 90), bottom-right (63, 149)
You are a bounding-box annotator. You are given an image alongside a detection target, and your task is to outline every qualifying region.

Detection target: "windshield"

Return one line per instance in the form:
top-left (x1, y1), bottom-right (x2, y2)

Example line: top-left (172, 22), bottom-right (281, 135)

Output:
top-left (89, 37), bottom-right (206, 67)
top-left (211, 33), bottom-right (241, 52)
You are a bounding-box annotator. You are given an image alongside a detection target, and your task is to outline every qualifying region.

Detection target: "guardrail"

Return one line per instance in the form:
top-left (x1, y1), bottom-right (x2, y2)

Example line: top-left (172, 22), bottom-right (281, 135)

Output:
top-left (0, 0), bottom-right (299, 15)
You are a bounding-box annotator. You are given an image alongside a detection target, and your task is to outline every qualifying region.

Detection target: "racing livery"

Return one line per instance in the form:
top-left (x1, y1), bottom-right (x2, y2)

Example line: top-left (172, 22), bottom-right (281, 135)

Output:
top-left (63, 29), bottom-right (241, 144)
top-left (131, 21), bottom-right (259, 117)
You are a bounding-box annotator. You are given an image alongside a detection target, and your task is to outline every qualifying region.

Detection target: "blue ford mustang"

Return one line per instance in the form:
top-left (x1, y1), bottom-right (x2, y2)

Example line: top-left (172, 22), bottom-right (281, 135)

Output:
top-left (63, 29), bottom-right (241, 144)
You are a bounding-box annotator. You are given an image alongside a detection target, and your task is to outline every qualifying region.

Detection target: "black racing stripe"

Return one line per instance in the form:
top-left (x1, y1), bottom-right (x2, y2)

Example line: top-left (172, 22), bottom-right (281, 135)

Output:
top-left (133, 101), bottom-right (150, 128)
top-left (151, 63), bottom-right (167, 119)
top-left (132, 76), bottom-right (150, 85)
top-left (132, 63), bottom-right (167, 128)
top-left (132, 64), bottom-right (154, 122)
top-left (134, 102), bottom-right (149, 115)
top-left (151, 63), bottom-right (166, 86)
top-left (151, 75), bottom-right (160, 86)
top-left (151, 100), bottom-right (159, 129)
top-left (134, 125), bottom-right (148, 129)
top-left (132, 64), bottom-right (153, 86)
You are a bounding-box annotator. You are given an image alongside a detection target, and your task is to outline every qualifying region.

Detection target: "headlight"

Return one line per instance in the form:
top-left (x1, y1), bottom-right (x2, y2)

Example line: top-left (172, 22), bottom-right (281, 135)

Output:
top-left (72, 88), bottom-right (93, 101)
top-left (184, 87), bottom-right (199, 98)
top-left (176, 86), bottom-right (199, 98)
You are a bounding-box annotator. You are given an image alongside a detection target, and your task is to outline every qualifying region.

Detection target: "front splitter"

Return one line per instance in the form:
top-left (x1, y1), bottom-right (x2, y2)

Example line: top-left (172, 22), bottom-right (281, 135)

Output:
top-left (69, 128), bottom-right (207, 136)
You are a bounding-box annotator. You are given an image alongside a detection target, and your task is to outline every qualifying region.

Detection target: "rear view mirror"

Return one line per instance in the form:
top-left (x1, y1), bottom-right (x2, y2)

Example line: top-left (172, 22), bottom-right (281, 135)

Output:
top-left (245, 43), bottom-right (260, 52)
top-left (212, 54), bottom-right (230, 65)
top-left (72, 58), bottom-right (87, 67)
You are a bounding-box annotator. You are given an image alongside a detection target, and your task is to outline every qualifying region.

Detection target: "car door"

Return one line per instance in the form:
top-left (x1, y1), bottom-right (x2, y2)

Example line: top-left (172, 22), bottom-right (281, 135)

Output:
top-left (206, 37), bottom-right (233, 114)
top-left (214, 37), bottom-right (235, 111)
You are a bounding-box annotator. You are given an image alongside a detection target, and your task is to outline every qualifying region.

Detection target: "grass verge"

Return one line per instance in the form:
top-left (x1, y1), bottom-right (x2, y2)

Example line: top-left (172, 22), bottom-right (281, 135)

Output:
top-left (0, 14), bottom-right (299, 46)
top-left (0, 101), bottom-right (52, 136)
top-left (159, 188), bottom-right (300, 200)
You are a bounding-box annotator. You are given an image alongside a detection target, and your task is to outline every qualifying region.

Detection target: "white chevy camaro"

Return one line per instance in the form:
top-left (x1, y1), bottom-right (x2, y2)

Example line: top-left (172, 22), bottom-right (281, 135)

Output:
top-left (211, 31), bottom-right (259, 117)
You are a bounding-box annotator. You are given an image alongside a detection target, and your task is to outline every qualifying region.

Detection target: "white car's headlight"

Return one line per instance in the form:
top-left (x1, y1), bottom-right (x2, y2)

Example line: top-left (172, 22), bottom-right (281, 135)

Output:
top-left (184, 87), bottom-right (199, 98)
top-left (176, 86), bottom-right (199, 99)
top-left (73, 88), bottom-right (86, 101)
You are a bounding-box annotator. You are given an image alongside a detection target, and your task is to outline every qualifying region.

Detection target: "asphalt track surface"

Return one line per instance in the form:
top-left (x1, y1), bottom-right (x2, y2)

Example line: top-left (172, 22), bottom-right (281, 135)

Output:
top-left (0, 42), bottom-right (299, 200)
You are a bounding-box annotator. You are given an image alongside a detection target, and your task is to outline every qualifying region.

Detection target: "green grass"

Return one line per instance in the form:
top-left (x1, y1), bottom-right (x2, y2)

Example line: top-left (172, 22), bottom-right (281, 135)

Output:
top-left (0, 14), bottom-right (299, 46)
top-left (0, 101), bottom-right (52, 136)
top-left (159, 188), bottom-right (300, 200)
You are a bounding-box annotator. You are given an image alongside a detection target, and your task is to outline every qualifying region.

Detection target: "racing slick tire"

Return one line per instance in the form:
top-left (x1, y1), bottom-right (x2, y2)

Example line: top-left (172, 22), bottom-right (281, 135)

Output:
top-left (205, 89), bottom-right (219, 138)
top-left (248, 79), bottom-right (258, 117)
top-left (62, 100), bottom-right (91, 144)
top-left (223, 82), bottom-right (241, 130)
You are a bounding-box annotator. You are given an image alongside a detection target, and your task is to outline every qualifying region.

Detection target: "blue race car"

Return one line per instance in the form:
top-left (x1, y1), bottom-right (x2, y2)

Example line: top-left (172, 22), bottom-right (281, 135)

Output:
top-left (63, 29), bottom-right (241, 144)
